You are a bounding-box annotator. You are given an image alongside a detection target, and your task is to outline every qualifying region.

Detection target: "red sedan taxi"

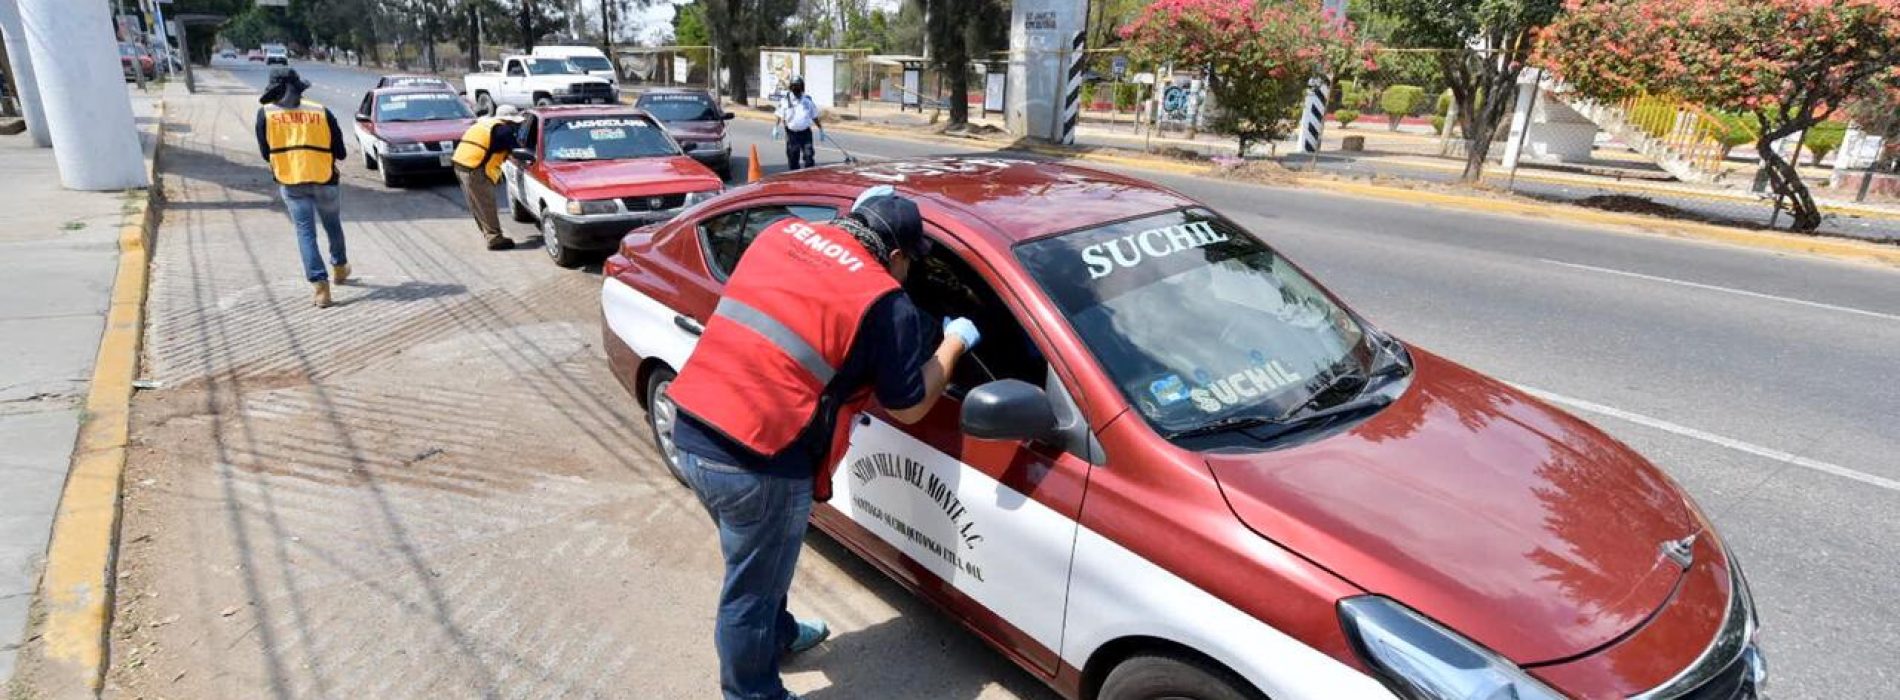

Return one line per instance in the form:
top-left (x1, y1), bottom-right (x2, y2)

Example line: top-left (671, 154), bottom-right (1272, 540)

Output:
top-left (351, 87), bottom-right (477, 187)
top-left (600, 158), bottom-right (1766, 700)
top-left (502, 106), bottom-right (722, 267)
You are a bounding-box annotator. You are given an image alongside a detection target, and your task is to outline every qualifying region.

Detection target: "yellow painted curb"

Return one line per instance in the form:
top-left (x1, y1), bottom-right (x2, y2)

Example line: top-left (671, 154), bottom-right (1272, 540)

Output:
top-left (32, 100), bottom-right (165, 696)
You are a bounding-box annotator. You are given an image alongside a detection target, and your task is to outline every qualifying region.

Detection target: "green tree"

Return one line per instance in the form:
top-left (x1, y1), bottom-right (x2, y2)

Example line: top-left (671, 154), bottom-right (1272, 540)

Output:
top-left (1541, 0), bottom-right (1900, 231)
top-left (1336, 108), bottom-right (1361, 128)
top-left (923, 0), bottom-right (1007, 126)
top-left (1371, 0), bottom-right (1564, 181)
top-left (699, 0), bottom-right (799, 105)
top-left (1122, 0), bottom-right (1371, 156)
top-left (672, 2), bottom-right (710, 46)
top-left (1379, 84), bottom-right (1423, 130)
top-left (1804, 123), bottom-right (1848, 166)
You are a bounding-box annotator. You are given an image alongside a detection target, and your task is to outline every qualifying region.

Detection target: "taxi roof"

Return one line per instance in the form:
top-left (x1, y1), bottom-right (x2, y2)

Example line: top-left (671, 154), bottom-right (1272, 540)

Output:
top-left (529, 105), bottom-right (652, 120)
top-left (752, 157), bottom-right (1198, 244)
top-left (368, 85), bottom-right (460, 98)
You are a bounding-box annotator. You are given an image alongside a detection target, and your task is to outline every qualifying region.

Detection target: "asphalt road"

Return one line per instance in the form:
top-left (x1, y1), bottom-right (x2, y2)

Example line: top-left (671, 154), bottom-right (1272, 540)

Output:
top-left (217, 60), bottom-right (1899, 697)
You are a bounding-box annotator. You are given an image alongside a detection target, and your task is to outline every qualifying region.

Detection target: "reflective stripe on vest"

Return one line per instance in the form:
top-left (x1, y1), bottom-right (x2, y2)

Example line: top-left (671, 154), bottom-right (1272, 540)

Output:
top-left (264, 101), bottom-right (334, 185)
top-left (452, 118), bottom-right (505, 182)
top-left (667, 218), bottom-right (902, 493)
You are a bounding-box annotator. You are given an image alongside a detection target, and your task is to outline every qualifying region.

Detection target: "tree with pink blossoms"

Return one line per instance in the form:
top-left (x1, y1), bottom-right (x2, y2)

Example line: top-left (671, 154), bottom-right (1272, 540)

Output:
top-left (1120, 0), bottom-right (1371, 156)
top-left (1540, 0), bottom-right (1900, 232)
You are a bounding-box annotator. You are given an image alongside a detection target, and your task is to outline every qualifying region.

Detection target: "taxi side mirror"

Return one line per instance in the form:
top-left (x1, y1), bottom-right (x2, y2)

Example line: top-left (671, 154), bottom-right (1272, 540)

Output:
top-left (961, 379), bottom-right (1057, 443)
top-left (510, 148), bottom-right (535, 163)
top-left (721, 111), bottom-right (736, 121)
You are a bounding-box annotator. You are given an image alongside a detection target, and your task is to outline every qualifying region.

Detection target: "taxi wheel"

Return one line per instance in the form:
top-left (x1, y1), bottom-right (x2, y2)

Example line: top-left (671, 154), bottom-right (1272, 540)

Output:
top-left (540, 208), bottom-right (584, 268)
top-left (1098, 652), bottom-right (1265, 700)
top-left (364, 151), bottom-right (378, 171)
top-left (378, 158), bottom-right (402, 188)
top-left (509, 194), bottom-right (535, 223)
top-left (643, 367), bottom-right (689, 486)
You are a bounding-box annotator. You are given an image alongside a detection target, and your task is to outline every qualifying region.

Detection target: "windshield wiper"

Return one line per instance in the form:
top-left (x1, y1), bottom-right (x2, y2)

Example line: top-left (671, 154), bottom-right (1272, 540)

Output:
top-left (1275, 365), bottom-right (1367, 422)
top-left (1246, 393), bottom-right (1393, 442)
top-left (1162, 415), bottom-right (1277, 440)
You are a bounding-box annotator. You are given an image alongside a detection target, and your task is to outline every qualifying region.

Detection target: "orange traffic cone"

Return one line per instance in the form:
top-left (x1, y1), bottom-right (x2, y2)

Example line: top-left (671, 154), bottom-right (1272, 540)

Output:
top-left (747, 144), bottom-right (764, 183)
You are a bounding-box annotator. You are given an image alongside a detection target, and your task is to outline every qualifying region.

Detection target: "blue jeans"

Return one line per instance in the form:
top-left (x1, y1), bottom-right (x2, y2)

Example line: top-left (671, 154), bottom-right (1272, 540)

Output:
top-left (677, 450), bottom-right (811, 700)
top-left (280, 184), bottom-right (347, 282)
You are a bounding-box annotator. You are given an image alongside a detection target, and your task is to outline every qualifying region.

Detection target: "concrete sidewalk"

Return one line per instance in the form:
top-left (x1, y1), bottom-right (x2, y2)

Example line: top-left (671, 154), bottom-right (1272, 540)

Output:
top-left (0, 86), bottom-right (164, 686)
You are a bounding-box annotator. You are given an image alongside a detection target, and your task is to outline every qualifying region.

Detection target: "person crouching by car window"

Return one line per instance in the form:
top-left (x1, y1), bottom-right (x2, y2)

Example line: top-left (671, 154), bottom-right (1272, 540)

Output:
top-left (451, 105), bottom-right (524, 250)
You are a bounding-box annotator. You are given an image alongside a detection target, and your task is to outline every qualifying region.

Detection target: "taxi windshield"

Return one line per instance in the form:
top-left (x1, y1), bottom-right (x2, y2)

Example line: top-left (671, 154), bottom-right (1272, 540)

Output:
top-left (1016, 208), bottom-right (1368, 436)
top-left (525, 59), bottom-right (579, 75)
top-left (638, 94), bottom-right (720, 122)
top-left (375, 93), bottom-right (472, 122)
top-left (544, 117), bottom-right (680, 161)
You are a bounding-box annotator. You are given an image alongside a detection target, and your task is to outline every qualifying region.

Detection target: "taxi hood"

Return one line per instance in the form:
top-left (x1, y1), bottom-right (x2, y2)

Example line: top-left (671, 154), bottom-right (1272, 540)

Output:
top-left (1204, 349), bottom-right (1707, 665)
top-left (543, 156), bottom-right (721, 200)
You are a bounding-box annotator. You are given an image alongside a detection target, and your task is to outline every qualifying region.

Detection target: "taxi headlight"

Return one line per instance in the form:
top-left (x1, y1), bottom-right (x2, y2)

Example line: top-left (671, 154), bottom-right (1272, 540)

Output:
top-left (1338, 596), bottom-right (1564, 700)
top-left (566, 199), bottom-right (619, 216)
top-left (385, 141), bottom-right (426, 154)
top-left (683, 189), bottom-right (721, 207)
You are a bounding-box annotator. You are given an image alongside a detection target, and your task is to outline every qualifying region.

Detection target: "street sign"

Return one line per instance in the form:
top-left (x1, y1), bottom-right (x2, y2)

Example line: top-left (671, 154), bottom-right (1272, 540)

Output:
top-left (1111, 56), bottom-right (1127, 78)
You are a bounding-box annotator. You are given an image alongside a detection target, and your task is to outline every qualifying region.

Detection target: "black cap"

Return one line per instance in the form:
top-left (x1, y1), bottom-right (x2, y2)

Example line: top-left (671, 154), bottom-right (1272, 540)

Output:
top-left (854, 195), bottom-right (930, 260)
top-left (259, 67), bottom-right (310, 104)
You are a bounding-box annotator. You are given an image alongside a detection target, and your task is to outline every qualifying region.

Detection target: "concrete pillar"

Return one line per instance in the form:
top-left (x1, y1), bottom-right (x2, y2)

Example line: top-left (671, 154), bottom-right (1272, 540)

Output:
top-left (1501, 70), bottom-right (1541, 169)
top-left (19, 0), bottom-right (147, 190)
top-left (0, 0), bottom-right (52, 146)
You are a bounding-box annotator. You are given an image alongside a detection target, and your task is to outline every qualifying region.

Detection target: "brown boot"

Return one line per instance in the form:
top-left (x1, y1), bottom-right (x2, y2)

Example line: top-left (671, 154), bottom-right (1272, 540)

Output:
top-left (486, 237), bottom-right (516, 251)
top-left (313, 280), bottom-right (332, 308)
top-left (331, 263), bottom-right (350, 285)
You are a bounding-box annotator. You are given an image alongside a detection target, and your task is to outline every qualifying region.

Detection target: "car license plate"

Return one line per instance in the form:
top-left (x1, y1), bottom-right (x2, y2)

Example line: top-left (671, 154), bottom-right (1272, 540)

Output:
top-left (438, 154), bottom-right (452, 167)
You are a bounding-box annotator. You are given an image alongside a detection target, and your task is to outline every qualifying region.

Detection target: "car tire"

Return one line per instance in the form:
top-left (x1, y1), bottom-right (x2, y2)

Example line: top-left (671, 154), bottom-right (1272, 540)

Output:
top-left (377, 155), bottom-right (402, 188)
top-left (643, 367), bottom-right (689, 486)
top-left (1098, 652), bottom-right (1266, 700)
top-left (364, 150), bottom-right (379, 171)
top-left (540, 206), bottom-right (584, 268)
top-left (534, 94), bottom-right (554, 107)
top-left (475, 92), bottom-right (495, 116)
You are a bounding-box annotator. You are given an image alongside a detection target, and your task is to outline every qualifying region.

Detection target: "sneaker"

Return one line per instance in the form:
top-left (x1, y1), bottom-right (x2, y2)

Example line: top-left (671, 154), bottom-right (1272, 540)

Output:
top-left (331, 263), bottom-right (350, 285)
top-left (486, 237), bottom-right (516, 251)
top-left (784, 618), bottom-right (829, 657)
top-left (312, 280), bottom-right (332, 308)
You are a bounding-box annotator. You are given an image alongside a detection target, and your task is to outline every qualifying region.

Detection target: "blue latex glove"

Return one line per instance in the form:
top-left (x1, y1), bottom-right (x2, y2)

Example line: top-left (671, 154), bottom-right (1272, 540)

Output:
top-left (772, 123), bottom-right (783, 141)
top-left (943, 317), bottom-right (981, 351)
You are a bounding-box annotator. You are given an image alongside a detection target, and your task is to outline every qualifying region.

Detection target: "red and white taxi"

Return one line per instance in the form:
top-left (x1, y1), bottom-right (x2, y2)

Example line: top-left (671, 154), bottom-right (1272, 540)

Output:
top-left (600, 158), bottom-right (1766, 700)
top-left (501, 106), bottom-right (722, 267)
top-left (351, 87), bottom-right (476, 187)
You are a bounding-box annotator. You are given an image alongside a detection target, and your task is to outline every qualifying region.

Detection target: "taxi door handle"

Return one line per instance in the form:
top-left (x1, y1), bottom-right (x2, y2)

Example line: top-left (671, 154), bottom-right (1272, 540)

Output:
top-left (675, 315), bottom-right (704, 336)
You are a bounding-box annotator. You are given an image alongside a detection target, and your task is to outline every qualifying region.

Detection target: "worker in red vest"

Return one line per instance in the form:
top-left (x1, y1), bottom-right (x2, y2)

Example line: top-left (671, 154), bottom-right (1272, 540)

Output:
top-left (667, 186), bottom-right (979, 700)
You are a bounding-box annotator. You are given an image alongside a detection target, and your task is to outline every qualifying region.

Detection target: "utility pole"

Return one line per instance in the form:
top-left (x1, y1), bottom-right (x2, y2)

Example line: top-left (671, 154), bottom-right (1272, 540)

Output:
top-left (19, 0), bottom-right (148, 189)
top-left (599, 0), bottom-right (612, 58)
top-left (1295, 0), bottom-right (1348, 156)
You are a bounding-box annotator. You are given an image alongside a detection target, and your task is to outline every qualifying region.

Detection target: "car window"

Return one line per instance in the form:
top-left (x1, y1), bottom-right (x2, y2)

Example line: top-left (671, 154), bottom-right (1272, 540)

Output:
top-left (1015, 208), bottom-right (1368, 436)
top-left (638, 93), bottom-right (720, 122)
top-left (543, 116), bottom-right (679, 162)
top-left (567, 55), bottom-right (614, 73)
top-left (526, 58), bottom-right (578, 76)
top-left (356, 94), bottom-right (373, 120)
top-left (506, 62), bottom-right (526, 77)
top-left (904, 239), bottom-right (1049, 392)
top-left (698, 204), bottom-right (839, 280)
top-left (375, 92), bottom-right (472, 122)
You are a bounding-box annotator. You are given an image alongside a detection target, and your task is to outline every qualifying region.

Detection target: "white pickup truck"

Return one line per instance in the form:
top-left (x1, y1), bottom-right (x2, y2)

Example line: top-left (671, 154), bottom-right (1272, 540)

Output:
top-left (462, 55), bottom-right (616, 115)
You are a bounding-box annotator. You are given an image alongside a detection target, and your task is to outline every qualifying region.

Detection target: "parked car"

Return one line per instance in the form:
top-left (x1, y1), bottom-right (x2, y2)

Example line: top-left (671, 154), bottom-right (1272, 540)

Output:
top-left (633, 88), bottom-right (733, 180)
top-left (246, 49), bottom-right (265, 62)
top-left (375, 74), bottom-right (455, 91)
top-left (220, 49), bottom-right (237, 60)
top-left (530, 45), bottom-right (619, 91)
top-left (118, 43), bottom-right (156, 81)
top-left (351, 88), bottom-right (477, 187)
top-left (599, 157), bottom-right (1768, 700)
top-left (265, 47), bottom-right (289, 65)
top-left (463, 55), bottom-right (615, 116)
top-left (501, 106), bottom-right (721, 267)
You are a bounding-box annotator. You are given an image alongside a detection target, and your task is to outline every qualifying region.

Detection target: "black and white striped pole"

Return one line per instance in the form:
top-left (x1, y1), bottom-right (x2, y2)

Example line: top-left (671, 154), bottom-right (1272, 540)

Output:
top-left (1296, 0), bottom-right (1349, 155)
top-left (1061, 30), bottom-right (1086, 145)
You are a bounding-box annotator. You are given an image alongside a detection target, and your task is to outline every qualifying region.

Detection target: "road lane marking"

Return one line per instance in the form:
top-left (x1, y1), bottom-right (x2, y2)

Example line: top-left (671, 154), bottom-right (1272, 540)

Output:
top-left (1516, 385), bottom-right (1900, 493)
top-left (1542, 259), bottom-right (1900, 322)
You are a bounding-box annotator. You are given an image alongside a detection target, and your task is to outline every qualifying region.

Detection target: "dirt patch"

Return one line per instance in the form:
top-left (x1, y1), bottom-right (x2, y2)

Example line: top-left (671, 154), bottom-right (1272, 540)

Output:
top-left (1213, 158), bottom-right (1301, 186)
top-left (1573, 194), bottom-right (1697, 218)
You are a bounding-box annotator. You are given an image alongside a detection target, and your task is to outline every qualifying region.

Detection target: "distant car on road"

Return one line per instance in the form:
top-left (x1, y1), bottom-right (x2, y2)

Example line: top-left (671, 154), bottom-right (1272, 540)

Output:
top-left (530, 45), bottom-right (619, 91)
top-left (375, 74), bottom-right (456, 91)
top-left (220, 49), bottom-right (237, 60)
top-left (501, 105), bottom-right (721, 267)
top-left (633, 88), bottom-right (734, 180)
top-left (246, 49), bottom-right (265, 62)
top-left (600, 156), bottom-right (1768, 700)
top-left (265, 47), bottom-right (289, 65)
top-left (463, 55), bottom-right (614, 116)
top-left (118, 43), bottom-right (156, 81)
top-left (351, 87), bottom-right (477, 188)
